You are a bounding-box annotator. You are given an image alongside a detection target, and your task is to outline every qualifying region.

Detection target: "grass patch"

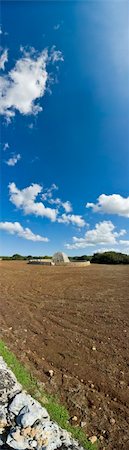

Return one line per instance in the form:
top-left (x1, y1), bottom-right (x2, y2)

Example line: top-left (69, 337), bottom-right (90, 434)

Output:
top-left (0, 339), bottom-right (98, 449)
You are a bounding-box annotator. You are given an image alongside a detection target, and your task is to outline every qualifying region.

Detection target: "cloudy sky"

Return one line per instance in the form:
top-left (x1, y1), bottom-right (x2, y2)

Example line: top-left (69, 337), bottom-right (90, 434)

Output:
top-left (0, 1), bottom-right (129, 256)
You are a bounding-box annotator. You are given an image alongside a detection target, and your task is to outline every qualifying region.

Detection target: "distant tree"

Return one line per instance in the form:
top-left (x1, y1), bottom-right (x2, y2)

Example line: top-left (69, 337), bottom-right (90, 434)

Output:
top-left (91, 251), bottom-right (129, 264)
top-left (69, 255), bottom-right (92, 262)
top-left (1, 256), bottom-right (12, 260)
top-left (12, 254), bottom-right (25, 260)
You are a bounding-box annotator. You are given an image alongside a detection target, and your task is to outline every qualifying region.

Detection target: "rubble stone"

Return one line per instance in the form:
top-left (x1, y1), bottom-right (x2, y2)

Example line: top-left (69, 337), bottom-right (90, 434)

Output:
top-left (0, 357), bottom-right (85, 450)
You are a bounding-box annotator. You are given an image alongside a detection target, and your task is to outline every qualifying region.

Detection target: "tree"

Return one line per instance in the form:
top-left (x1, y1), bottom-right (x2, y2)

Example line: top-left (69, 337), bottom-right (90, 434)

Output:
top-left (91, 251), bottom-right (129, 264)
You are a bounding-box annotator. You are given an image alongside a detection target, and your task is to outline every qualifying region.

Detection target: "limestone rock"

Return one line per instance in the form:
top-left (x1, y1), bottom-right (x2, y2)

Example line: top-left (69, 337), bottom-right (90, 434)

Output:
top-left (7, 428), bottom-right (28, 449)
top-left (89, 435), bottom-right (97, 444)
top-left (17, 403), bottom-right (48, 428)
top-left (0, 356), bottom-right (85, 450)
top-left (9, 392), bottom-right (30, 415)
top-left (110, 417), bottom-right (115, 425)
top-left (9, 392), bottom-right (49, 428)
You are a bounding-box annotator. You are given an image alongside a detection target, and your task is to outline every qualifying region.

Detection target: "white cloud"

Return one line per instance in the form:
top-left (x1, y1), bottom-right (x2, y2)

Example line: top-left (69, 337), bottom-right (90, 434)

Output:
top-left (42, 184), bottom-right (72, 213)
top-left (9, 182), bottom-right (57, 222)
top-left (0, 46), bottom-right (63, 122)
top-left (8, 182), bottom-right (85, 227)
top-left (0, 221), bottom-right (49, 242)
top-left (95, 245), bottom-right (129, 255)
top-left (49, 198), bottom-right (72, 213)
top-left (0, 49), bottom-right (8, 70)
top-left (119, 240), bottom-right (129, 246)
top-left (97, 247), bottom-right (119, 254)
top-left (61, 201), bottom-right (72, 213)
top-left (3, 142), bottom-right (9, 151)
top-left (6, 153), bottom-right (21, 166)
top-left (50, 46), bottom-right (64, 64)
top-left (54, 24), bottom-right (60, 31)
top-left (0, 26), bottom-right (8, 36)
top-left (58, 213), bottom-right (85, 227)
top-left (86, 194), bottom-right (129, 218)
top-left (41, 183), bottom-right (58, 201)
top-left (65, 221), bottom-right (127, 249)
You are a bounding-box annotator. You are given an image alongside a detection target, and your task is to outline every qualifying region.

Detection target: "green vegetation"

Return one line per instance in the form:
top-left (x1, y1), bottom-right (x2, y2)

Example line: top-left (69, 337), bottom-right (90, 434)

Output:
top-left (69, 255), bottom-right (92, 262)
top-left (0, 340), bottom-right (97, 450)
top-left (91, 251), bottom-right (129, 264)
top-left (1, 251), bottom-right (129, 264)
top-left (1, 254), bottom-right (52, 261)
top-left (1, 254), bottom-right (26, 261)
top-left (70, 251), bottom-right (129, 264)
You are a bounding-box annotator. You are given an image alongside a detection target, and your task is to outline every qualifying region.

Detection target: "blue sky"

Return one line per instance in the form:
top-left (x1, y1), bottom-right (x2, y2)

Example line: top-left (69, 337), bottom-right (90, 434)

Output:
top-left (0, 0), bottom-right (129, 256)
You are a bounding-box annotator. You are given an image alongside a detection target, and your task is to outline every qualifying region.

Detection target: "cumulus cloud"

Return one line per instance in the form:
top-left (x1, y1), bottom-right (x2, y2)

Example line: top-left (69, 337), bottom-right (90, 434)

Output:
top-left (50, 46), bottom-right (64, 64)
top-left (3, 142), bottom-right (9, 151)
top-left (9, 182), bottom-right (57, 222)
top-left (119, 240), bottom-right (129, 246)
top-left (61, 201), bottom-right (72, 213)
top-left (0, 49), bottom-right (8, 70)
top-left (58, 213), bottom-right (85, 227)
top-left (41, 184), bottom-right (85, 225)
top-left (5, 153), bottom-right (21, 166)
top-left (48, 197), bottom-right (72, 213)
top-left (8, 182), bottom-right (85, 227)
top-left (0, 221), bottom-right (49, 242)
top-left (42, 184), bottom-right (72, 213)
top-left (96, 247), bottom-right (119, 254)
top-left (95, 244), bottom-right (129, 255)
top-left (86, 194), bottom-right (129, 218)
top-left (41, 183), bottom-right (58, 201)
top-left (65, 221), bottom-right (127, 249)
top-left (0, 45), bottom-right (63, 122)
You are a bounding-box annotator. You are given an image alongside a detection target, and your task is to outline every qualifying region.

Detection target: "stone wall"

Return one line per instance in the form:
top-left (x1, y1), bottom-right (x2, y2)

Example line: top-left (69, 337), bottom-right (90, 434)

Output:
top-left (0, 357), bottom-right (84, 450)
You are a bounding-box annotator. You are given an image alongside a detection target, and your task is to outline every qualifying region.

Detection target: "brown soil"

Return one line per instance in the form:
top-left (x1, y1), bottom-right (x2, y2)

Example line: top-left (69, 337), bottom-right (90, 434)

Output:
top-left (0, 261), bottom-right (129, 449)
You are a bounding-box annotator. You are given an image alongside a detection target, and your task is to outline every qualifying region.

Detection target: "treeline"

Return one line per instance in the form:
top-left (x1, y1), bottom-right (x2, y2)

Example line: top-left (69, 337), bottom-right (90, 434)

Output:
top-left (1, 251), bottom-right (129, 264)
top-left (1, 254), bottom-right (52, 261)
top-left (70, 252), bottom-right (129, 264)
top-left (91, 251), bottom-right (129, 264)
top-left (69, 255), bottom-right (92, 262)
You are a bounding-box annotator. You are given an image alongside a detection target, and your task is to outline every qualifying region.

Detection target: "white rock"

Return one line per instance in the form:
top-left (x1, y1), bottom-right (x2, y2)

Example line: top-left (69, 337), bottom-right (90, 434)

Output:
top-left (89, 435), bottom-right (97, 444)
top-left (71, 415), bottom-right (78, 421)
top-left (60, 429), bottom-right (73, 446)
top-left (0, 356), bottom-right (85, 450)
top-left (9, 392), bottom-right (49, 427)
top-left (48, 369), bottom-right (54, 377)
top-left (110, 417), bottom-right (115, 425)
top-left (39, 421), bottom-right (62, 450)
top-left (7, 429), bottom-right (28, 450)
top-left (18, 405), bottom-right (46, 428)
top-left (29, 439), bottom-right (37, 447)
top-left (80, 421), bottom-right (87, 428)
top-left (0, 412), bottom-right (7, 428)
top-left (9, 392), bottom-right (29, 415)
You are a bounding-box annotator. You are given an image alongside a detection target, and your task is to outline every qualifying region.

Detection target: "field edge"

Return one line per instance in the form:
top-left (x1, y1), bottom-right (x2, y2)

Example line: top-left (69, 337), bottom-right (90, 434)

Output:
top-left (0, 339), bottom-right (98, 450)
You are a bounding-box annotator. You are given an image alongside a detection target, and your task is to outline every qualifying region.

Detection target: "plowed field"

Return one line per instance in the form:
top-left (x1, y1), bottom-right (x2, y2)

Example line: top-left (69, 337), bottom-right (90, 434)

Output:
top-left (0, 261), bottom-right (129, 449)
